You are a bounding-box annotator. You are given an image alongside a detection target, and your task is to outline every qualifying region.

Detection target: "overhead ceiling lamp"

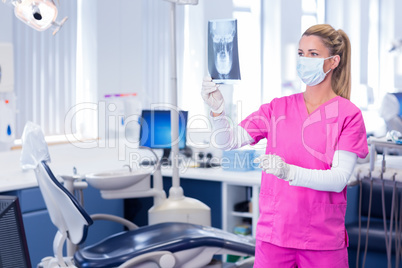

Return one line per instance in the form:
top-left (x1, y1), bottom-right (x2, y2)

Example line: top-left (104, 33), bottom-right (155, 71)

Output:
top-left (2, 0), bottom-right (68, 35)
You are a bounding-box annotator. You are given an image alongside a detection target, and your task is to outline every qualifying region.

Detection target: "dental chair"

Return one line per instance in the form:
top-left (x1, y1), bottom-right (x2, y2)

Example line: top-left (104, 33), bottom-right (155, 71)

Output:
top-left (20, 122), bottom-right (255, 268)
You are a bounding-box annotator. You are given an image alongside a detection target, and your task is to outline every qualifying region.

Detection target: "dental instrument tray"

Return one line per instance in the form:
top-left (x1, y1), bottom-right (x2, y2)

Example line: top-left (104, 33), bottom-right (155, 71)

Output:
top-left (368, 136), bottom-right (402, 148)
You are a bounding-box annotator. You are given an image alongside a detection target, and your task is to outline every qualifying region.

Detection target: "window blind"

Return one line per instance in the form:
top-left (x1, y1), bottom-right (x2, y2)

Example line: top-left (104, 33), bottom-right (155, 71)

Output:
top-left (13, 0), bottom-right (77, 137)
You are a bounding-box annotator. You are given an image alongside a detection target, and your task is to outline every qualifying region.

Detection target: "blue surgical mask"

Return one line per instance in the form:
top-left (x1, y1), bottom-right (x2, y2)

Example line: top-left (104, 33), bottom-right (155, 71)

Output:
top-left (296, 56), bottom-right (333, 86)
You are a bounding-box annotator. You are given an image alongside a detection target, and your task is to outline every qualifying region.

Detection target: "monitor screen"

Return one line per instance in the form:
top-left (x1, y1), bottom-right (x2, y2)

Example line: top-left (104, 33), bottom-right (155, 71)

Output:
top-left (0, 196), bottom-right (31, 268)
top-left (139, 110), bottom-right (188, 164)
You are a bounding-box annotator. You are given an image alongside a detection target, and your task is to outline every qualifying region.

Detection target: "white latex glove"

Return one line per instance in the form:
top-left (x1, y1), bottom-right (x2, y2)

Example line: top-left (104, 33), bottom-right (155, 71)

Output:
top-left (254, 154), bottom-right (291, 181)
top-left (201, 76), bottom-right (225, 114)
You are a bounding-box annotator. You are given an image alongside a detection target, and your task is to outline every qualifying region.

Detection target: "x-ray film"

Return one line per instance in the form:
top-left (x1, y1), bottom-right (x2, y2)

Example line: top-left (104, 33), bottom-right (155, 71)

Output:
top-left (208, 19), bottom-right (241, 84)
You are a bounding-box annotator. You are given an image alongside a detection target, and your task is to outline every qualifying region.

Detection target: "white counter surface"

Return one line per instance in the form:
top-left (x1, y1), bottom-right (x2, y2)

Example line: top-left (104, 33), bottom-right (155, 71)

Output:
top-left (0, 143), bottom-right (262, 192)
top-left (4, 141), bottom-right (402, 193)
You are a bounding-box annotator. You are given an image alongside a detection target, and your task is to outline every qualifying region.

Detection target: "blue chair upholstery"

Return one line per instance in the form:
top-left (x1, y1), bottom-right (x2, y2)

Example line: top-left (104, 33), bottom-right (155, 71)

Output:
top-left (40, 161), bottom-right (93, 245)
top-left (75, 222), bottom-right (255, 268)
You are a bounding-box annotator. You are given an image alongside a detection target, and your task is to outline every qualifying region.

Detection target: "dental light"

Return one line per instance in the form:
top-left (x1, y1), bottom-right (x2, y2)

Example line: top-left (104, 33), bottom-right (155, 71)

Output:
top-left (2, 0), bottom-right (68, 35)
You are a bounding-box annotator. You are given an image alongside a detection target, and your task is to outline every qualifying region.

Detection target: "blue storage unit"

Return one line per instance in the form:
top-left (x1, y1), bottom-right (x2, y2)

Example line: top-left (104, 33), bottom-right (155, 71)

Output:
top-left (2, 187), bottom-right (57, 266)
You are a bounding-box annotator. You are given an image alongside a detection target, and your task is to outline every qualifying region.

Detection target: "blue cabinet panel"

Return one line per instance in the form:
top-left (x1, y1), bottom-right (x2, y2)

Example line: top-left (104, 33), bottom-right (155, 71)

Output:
top-left (2, 187), bottom-right (46, 213)
top-left (79, 185), bottom-right (125, 247)
top-left (23, 209), bottom-right (58, 267)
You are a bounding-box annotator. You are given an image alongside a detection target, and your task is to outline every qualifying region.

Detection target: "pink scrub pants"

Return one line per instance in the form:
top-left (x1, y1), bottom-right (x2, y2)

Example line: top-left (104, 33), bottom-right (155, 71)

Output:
top-left (254, 239), bottom-right (349, 268)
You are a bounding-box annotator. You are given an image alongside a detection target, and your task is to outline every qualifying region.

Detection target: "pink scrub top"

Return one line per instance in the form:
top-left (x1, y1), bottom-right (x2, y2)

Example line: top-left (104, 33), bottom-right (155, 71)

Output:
top-left (239, 93), bottom-right (368, 250)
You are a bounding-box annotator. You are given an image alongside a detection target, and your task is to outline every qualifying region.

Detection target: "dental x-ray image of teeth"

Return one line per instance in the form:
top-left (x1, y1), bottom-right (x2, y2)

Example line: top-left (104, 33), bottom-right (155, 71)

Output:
top-left (208, 19), bottom-right (241, 84)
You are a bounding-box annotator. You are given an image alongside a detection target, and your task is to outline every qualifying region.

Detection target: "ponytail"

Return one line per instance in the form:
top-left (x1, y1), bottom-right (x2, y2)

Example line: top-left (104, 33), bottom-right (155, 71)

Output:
top-left (303, 24), bottom-right (352, 100)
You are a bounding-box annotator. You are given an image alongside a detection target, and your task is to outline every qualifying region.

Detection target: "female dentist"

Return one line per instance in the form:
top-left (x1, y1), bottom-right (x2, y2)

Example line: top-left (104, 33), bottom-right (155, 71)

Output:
top-left (201, 24), bottom-right (369, 268)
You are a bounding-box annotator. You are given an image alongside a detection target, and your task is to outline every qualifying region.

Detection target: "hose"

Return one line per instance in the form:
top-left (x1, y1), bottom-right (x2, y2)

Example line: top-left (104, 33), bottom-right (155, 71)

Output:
top-left (356, 174), bottom-right (362, 268)
top-left (398, 192), bottom-right (402, 266)
top-left (381, 173), bottom-right (397, 268)
top-left (395, 190), bottom-right (400, 268)
top-left (362, 176), bottom-right (373, 268)
top-left (380, 174), bottom-right (390, 267)
top-left (387, 174), bottom-right (397, 267)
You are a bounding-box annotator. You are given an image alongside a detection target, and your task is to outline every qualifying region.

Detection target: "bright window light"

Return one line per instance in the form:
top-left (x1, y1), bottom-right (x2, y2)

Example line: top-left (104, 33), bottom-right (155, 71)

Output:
top-left (302, 0), bottom-right (317, 13)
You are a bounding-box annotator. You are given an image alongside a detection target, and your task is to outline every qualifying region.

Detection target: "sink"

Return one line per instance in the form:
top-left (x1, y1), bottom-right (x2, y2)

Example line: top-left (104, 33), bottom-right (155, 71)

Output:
top-left (85, 168), bottom-right (152, 191)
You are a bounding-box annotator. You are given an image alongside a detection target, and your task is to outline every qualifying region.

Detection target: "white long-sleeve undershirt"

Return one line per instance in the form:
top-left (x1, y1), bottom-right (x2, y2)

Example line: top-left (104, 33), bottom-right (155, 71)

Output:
top-left (210, 112), bottom-right (358, 192)
top-left (288, 150), bottom-right (357, 193)
top-left (210, 112), bottom-right (255, 150)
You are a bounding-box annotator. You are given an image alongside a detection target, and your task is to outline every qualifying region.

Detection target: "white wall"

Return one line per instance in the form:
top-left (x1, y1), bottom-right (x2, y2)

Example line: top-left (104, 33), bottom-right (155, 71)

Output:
top-left (75, 0), bottom-right (145, 140)
top-left (393, 0), bottom-right (402, 89)
top-left (281, 0), bottom-right (302, 83)
top-left (203, 0), bottom-right (233, 25)
top-left (95, 0), bottom-right (144, 100)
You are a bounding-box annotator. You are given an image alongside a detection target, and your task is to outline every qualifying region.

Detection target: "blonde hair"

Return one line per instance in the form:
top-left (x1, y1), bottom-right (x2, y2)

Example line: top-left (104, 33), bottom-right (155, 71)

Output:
top-left (302, 24), bottom-right (351, 100)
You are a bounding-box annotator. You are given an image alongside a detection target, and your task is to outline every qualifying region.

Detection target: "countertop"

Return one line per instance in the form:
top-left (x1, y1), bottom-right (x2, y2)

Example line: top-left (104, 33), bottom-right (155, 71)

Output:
top-left (0, 143), bottom-right (262, 192)
top-left (3, 140), bottom-right (402, 193)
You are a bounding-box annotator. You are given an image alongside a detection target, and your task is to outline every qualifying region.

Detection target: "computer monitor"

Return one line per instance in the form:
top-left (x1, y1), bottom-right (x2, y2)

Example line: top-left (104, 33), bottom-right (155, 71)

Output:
top-left (0, 196), bottom-right (32, 268)
top-left (139, 110), bottom-right (188, 164)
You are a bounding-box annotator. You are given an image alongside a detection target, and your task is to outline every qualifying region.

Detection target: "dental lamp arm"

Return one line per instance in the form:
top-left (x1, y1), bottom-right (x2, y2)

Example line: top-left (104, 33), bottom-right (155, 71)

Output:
top-left (210, 111), bottom-right (255, 150)
top-left (139, 146), bottom-right (166, 205)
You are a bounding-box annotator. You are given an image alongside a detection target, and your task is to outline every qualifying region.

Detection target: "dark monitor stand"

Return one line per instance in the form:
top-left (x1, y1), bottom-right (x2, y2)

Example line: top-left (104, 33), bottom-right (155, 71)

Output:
top-left (140, 148), bottom-right (187, 166)
top-left (140, 148), bottom-right (171, 166)
top-left (160, 148), bottom-right (171, 165)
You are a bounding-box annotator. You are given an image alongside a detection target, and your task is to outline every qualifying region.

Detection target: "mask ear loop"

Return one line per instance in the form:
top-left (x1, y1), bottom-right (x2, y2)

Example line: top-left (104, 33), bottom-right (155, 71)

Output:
top-left (324, 56), bottom-right (335, 75)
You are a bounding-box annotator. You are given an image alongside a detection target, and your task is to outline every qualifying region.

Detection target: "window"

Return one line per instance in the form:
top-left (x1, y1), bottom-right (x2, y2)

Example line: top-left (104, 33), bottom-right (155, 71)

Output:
top-left (301, 0), bottom-right (318, 32)
top-left (301, 0), bottom-right (325, 36)
top-left (232, 0), bottom-right (262, 122)
top-left (13, 1), bottom-right (78, 138)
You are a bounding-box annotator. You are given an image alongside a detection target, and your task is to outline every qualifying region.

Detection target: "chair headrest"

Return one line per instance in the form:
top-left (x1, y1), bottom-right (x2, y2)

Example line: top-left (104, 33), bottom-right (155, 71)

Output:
top-left (20, 121), bottom-right (50, 170)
